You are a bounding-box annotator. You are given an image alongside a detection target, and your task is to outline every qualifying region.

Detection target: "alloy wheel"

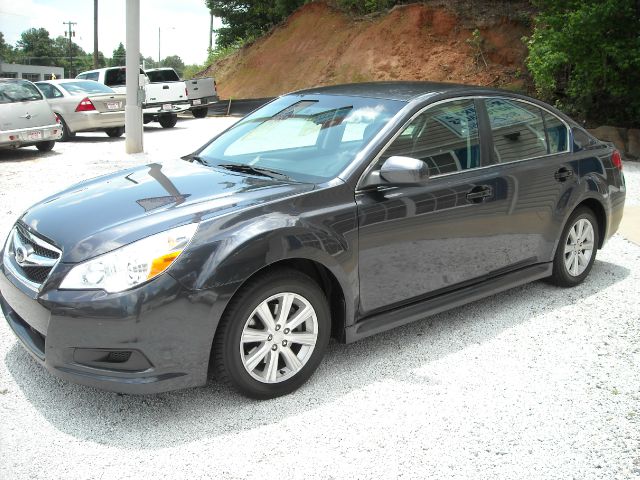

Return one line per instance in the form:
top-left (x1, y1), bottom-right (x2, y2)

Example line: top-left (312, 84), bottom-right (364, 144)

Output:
top-left (563, 218), bottom-right (595, 277)
top-left (239, 292), bottom-right (318, 384)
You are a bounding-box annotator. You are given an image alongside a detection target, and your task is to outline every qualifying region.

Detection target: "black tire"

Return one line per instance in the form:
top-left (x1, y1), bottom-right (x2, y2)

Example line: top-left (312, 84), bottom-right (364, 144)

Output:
top-left (56, 114), bottom-right (74, 141)
top-left (192, 107), bottom-right (208, 118)
top-left (158, 114), bottom-right (178, 128)
top-left (36, 140), bottom-right (55, 152)
top-left (143, 115), bottom-right (153, 125)
top-left (213, 269), bottom-right (330, 399)
top-left (105, 126), bottom-right (125, 138)
top-left (548, 207), bottom-right (599, 287)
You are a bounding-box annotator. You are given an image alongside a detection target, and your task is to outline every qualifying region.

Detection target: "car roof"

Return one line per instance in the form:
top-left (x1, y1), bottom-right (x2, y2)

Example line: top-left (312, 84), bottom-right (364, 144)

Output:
top-left (292, 81), bottom-right (509, 101)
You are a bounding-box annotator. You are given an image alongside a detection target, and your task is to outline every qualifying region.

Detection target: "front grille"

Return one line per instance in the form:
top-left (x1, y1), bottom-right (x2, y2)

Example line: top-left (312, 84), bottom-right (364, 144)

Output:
top-left (3, 224), bottom-right (61, 290)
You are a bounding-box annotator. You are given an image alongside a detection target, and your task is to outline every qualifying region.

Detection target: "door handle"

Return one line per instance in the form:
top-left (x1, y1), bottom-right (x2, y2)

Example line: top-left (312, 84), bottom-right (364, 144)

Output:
top-left (466, 185), bottom-right (493, 203)
top-left (554, 167), bottom-right (574, 182)
top-left (162, 85), bottom-right (169, 89)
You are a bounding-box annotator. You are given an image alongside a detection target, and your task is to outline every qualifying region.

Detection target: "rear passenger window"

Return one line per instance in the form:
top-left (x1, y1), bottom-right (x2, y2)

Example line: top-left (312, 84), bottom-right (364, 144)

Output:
top-left (543, 111), bottom-right (568, 153)
top-left (572, 127), bottom-right (596, 152)
top-left (485, 98), bottom-right (547, 163)
top-left (380, 99), bottom-right (481, 175)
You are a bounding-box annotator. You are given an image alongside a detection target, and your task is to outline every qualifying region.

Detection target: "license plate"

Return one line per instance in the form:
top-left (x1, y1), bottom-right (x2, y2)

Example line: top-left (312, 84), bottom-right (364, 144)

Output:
top-left (106, 101), bottom-right (121, 110)
top-left (192, 99), bottom-right (201, 105)
top-left (27, 130), bottom-right (43, 141)
top-left (162, 104), bottom-right (172, 111)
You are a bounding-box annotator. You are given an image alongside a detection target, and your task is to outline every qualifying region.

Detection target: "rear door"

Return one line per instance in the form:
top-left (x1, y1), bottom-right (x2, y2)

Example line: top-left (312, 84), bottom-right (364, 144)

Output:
top-left (185, 78), bottom-right (216, 101)
top-left (356, 98), bottom-right (525, 314)
top-left (480, 97), bottom-right (577, 266)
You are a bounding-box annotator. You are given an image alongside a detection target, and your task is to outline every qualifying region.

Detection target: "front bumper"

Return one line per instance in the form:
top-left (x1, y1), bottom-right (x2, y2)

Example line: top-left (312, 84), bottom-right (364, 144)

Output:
top-left (0, 123), bottom-right (62, 149)
top-left (0, 259), bottom-right (217, 394)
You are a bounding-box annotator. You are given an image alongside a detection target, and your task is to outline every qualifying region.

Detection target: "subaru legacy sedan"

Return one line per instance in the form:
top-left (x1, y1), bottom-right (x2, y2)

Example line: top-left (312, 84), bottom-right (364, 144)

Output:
top-left (0, 82), bottom-right (626, 399)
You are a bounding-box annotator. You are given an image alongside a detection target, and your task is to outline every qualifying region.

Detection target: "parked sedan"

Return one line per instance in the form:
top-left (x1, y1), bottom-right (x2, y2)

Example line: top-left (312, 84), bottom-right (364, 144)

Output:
top-left (0, 78), bottom-right (62, 152)
top-left (35, 80), bottom-right (126, 141)
top-left (0, 82), bottom-right (626, 399)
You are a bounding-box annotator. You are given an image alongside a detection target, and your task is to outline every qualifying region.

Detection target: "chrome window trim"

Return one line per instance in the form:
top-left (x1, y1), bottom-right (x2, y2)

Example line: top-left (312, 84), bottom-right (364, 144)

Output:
top-left (355, 95), bottom-right (571, 192)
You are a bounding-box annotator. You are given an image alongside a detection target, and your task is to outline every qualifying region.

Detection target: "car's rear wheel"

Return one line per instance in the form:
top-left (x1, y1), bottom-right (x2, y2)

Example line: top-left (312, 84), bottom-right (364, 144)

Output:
top-left (158, 114), bottom-right (178, 128)
top-left (549, 207), bottom-right (599, 287)
top-left (214, 269), bottom-right (330, 399)
top-left (105, 127), bottom-right (124, 138)
top-left (192, 107), bottom-right (208, 118)
top-left (35, 140), bottom-right (55, 152)
top-left (56, 114), bottom-right (75, 142)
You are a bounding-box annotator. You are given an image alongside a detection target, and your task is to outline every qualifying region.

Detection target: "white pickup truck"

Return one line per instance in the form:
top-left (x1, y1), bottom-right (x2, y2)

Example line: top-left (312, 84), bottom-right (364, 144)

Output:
top-left (76, 67), bottom-right (189, 128)
top-left (145, 68), bottom-right (218, 118)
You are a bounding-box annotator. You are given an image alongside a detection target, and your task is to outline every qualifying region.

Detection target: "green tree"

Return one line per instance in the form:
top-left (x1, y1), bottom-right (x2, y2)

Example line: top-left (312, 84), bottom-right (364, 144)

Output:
top-left (52, 35), bottom-right (87, 77)
top-left (206, 0), bottom-right (306, 49)
top-left (161, 55), bottom-right (185, 76)
top-left (110, 42), bottom-right (126, 66)
top-left (15, 28), bottom-right (56, 66)
top-left (0, 32), bottom-right (15, 62)
top-left (526, 0), bottom-right (640, 126)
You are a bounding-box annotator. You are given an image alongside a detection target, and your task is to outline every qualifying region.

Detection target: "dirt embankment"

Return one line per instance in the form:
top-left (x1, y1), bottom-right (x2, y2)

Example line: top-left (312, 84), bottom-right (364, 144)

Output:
top-left (203, 1), bottom-right (532, 99)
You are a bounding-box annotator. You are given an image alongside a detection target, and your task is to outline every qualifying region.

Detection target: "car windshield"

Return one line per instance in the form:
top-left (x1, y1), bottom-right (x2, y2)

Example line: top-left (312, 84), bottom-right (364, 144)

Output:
top-left (198, 95), bottom-right (405, 182)
top-left (0, 80), bottom-right (43, 103)
top-left (59, 81), bottom-right (115, 95)
top-left (146, 69), bottom-right (180, 82)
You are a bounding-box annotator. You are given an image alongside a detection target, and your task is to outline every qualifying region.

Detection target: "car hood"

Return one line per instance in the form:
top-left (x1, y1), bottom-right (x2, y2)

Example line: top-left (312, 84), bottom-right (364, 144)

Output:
top-left (19, 159), bottom-right (314, 263)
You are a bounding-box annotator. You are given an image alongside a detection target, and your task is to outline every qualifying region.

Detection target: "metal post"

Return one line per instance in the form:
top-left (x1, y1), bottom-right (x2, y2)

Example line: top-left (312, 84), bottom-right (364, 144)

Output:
top-left (62, 21), bottom-right (77, 78)
top-left (125, 0), bottom-right (143, 153)
top-left (158, 27), bottom-right (161, 66)
top-left (208, 11), bottom-right (213, 51)
top-left (93, 0), bottom-right (99, 69)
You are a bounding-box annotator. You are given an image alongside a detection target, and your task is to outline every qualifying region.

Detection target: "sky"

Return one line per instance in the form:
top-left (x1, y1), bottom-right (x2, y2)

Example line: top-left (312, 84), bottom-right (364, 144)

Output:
top-left (0, 0), bottom-right (223, 65)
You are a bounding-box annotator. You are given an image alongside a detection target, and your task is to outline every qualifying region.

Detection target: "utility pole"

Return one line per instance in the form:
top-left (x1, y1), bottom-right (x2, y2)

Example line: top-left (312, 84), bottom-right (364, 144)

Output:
top-left (158, 27), bottom-right (161, 66)
top-left (208, 11), bottom-right (213, 51)
top-left (93, 0), bottom-right (98, 69)
top-left (63, 20), bottom-right (77, 78)
top-left (125, 0), bottom-right (143, 153)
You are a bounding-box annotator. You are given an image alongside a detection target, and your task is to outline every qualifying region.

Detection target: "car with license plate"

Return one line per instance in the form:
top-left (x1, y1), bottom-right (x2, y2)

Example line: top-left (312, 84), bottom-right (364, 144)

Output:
top-left (35, 80), bottom-right (126, 140)
top-left (0, 78), bottom-right (62, 152)
top-left (0, 82), bottom-right (626, 399)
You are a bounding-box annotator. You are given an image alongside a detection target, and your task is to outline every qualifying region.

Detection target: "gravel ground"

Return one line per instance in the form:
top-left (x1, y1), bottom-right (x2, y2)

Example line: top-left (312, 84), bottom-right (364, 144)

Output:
top-left (0, 118), bottom-right (639, 480)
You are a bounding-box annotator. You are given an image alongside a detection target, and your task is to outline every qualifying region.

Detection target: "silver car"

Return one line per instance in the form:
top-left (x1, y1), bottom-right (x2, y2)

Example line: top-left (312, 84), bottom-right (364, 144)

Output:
top-left (35, 80), bottom-right (126, 141)
top-left (0, 78), bottom-right (63, 152)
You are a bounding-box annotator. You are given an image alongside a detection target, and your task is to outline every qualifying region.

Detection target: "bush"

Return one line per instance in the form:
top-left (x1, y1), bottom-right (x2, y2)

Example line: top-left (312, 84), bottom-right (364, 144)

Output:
top-left (526, 0), bottom-right (640, 127)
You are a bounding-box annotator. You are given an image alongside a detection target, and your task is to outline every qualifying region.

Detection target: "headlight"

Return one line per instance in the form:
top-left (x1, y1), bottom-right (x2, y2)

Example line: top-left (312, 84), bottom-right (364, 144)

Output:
top-left (60, 223), bottom-right (198, 293)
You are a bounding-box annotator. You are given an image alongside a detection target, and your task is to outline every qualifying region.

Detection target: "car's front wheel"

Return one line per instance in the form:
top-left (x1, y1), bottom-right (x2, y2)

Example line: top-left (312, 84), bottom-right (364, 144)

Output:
top-left (214, 269), bottom-right (330, 399)
top-left (549, 207), bottom-right (599, 287)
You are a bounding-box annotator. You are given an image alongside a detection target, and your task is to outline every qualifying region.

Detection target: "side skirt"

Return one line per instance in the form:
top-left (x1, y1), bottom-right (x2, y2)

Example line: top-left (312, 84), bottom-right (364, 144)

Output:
top-left (344, 262), bottom-right (553, 343)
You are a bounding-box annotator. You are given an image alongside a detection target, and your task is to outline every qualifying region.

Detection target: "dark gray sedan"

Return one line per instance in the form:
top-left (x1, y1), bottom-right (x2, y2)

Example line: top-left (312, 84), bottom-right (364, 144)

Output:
top-left (0, 82), bottom-right (626, 399)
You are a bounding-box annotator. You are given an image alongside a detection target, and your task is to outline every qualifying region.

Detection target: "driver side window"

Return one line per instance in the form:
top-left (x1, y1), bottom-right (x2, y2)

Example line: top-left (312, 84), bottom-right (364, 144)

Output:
top-left (378, 99), bottom-right (481, 176)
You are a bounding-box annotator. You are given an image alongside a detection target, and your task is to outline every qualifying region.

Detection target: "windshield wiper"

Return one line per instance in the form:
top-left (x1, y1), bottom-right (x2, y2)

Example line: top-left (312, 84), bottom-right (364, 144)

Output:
top-left (216, 163), bottom-right (295, 181)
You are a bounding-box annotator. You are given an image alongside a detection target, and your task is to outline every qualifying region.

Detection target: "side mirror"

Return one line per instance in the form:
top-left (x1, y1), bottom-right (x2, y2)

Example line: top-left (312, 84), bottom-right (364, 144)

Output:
top-left (379, 156), bottom-right (429, 185)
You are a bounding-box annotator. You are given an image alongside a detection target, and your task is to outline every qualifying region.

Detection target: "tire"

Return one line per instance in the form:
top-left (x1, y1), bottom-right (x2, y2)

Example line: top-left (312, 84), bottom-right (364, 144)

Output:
top-left (143, 115), bottom-right (153, 125)
top-left (105, 126), bottom-right (124, 138)
top-left (192, 107), bottom-right (208, 118)
top-left (56, 114), bottom-right (74, 141)
top-left (214, 269), bottom-right (330, 399)
top-left (36, 140), bottom-right (55, 152)
top-left (548, 207), bottom-right (599, 287)
top-left (158, 114), bottom-right (178, 128)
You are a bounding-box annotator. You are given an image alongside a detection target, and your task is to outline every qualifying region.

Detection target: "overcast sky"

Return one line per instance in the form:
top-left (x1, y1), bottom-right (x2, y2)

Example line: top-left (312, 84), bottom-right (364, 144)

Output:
top-left (0, 0), bottom-right (223, 65)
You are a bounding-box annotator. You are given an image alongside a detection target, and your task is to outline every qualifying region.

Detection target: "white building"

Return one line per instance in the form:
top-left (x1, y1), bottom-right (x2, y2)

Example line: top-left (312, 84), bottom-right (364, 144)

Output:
top-left (0, 63), bottom-right (65, 81)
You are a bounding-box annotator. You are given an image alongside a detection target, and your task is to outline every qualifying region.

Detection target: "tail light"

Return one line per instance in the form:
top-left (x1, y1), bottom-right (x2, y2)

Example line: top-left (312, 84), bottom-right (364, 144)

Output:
top-left (611, 150), bottom-right (623, 170)
top-left (55, 114), bottom-right (61, 123)
top-left (75, 97), bottom-right (96, 112)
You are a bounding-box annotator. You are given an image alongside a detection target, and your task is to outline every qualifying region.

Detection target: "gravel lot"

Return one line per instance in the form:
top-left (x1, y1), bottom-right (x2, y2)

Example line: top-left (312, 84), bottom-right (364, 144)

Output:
top-left (1, 117), bottom-right (639, 480)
